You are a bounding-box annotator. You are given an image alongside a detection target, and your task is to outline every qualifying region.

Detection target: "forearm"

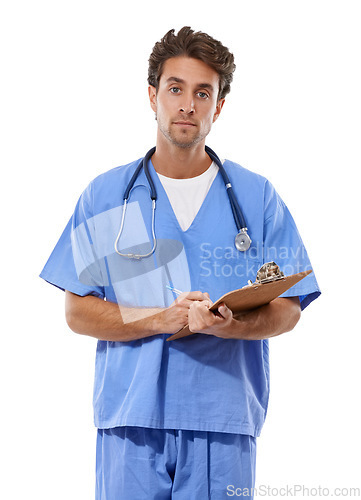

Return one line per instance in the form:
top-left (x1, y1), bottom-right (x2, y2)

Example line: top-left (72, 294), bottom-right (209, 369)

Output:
top-left (188, 297), bottom-right (301, 340)
top-left (65, 291), bottom-right (167, 342)
top-left (65, 290), bottom-right (209, 342)
top-left (230, 297), bottom-right (301, 340)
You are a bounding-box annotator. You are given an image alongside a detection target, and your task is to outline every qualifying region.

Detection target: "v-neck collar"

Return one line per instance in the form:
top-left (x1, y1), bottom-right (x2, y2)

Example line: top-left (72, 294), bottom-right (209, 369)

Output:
top-left (148, 158), bottom-right (223, 235)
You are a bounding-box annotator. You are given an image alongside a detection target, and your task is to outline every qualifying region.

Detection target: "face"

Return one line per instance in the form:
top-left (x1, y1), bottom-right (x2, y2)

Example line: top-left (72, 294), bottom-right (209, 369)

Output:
top-left (148, 56), bottom-right (225, 149)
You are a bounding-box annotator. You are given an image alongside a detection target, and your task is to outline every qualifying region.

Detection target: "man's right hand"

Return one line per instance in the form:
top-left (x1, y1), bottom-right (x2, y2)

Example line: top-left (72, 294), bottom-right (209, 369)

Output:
top-left (157, 291), bottom-right (211, 334)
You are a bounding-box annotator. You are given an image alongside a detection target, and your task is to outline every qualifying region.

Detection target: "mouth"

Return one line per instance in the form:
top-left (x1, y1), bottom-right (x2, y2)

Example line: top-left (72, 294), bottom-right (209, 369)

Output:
top-left (173, 121), bottom-right (197, 127)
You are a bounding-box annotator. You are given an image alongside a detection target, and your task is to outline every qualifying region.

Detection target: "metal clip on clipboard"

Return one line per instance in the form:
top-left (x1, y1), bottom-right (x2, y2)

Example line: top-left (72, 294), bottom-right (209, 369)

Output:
top-left (247, 261), bottom-right (285, 286)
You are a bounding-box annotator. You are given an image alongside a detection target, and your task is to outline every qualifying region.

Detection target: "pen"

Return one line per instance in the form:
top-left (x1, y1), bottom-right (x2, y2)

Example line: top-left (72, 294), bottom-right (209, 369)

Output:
top-left (166, 285), bottom-right (183, 296)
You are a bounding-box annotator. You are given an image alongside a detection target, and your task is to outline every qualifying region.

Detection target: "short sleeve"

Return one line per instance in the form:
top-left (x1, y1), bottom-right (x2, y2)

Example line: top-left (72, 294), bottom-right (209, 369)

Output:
top-left (263, 181), bottom-right (320, 310)
top-left (40, 183), bottom-right (106, 298)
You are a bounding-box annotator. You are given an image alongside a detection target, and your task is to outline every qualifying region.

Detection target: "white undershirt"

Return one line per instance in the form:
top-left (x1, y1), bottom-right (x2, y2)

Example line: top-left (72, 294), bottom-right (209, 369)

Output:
top-left (157, 162), bottom-right (219, 231)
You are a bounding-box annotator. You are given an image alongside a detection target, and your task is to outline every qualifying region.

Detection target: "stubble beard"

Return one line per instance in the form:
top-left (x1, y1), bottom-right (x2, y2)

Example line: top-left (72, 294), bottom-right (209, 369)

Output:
top-left (158, 119), bottom-right (209, 150)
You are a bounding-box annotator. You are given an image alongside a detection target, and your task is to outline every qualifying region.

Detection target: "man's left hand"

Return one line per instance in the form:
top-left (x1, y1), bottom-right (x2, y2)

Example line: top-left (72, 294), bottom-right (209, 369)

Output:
top-left (188, 299), bottom-right (235, 337)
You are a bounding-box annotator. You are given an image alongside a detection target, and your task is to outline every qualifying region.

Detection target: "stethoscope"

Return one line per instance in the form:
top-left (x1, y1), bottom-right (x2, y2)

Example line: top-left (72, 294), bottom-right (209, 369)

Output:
top-left (114, 146), bottom-right (252, 259)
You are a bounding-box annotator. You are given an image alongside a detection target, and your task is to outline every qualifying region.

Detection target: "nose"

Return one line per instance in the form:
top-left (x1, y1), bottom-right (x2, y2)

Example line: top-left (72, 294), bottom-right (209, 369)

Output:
top-left (179, 93), bottom-right (195, 114)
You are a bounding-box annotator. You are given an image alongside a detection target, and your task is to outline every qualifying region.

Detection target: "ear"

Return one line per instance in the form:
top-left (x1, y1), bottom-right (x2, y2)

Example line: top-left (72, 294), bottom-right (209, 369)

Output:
top-left (148, 85), bottom-right (157, 113)
top-left (212, 98), bottom-right (225, 123)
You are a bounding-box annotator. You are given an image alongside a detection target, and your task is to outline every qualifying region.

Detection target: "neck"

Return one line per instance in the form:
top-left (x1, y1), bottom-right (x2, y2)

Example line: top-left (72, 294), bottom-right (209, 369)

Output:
top-left (151, 135), bottom-right (211, 179)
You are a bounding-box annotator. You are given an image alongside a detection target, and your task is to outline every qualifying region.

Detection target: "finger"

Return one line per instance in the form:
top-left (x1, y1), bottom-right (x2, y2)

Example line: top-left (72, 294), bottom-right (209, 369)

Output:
top-left (191, 301), bottom-right (216, 324)
top-left (217, 303), bottom-right (232, 320)
top-left (184, 291), bottom-right (210, 301)
top-left (188, 300), bottom-right (223, 332)
top-left (172, 291), bottom-right (195, 305)
top-left (174, 292), bottom-right (189, 302)
top-left (190, 299), bottom-right (210, 310)
top-left (203, 299), bottom-right (213, 308)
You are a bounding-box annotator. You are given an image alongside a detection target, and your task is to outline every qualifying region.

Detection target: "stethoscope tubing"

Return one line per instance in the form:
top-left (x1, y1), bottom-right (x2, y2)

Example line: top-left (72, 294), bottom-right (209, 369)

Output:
top-left (115, 146), bottom-right (250, 258)
top-left (205, 146), bottom-right (248, 232)
top-left (123, 147), bottom-right (157, 202)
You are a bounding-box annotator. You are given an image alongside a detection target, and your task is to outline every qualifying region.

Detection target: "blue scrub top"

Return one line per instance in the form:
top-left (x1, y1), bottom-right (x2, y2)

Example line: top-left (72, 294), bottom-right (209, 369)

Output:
top-left (40, 154), bottom-right (320, 437)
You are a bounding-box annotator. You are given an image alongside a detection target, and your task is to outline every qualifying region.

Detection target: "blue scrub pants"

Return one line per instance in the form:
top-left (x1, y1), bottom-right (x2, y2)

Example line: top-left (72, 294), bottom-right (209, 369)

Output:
top-left (96, 426), bottom-right (256, 499)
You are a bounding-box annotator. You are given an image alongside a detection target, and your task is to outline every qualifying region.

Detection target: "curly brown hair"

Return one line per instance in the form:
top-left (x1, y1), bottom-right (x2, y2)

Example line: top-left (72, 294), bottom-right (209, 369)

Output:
top-left (148, 27), bottom-right (236, 101)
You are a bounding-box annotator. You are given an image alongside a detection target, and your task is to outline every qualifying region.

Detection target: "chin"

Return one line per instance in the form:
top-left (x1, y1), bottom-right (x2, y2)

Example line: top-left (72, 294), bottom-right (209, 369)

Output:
top-left (172, 133), bottom-right (205, 149)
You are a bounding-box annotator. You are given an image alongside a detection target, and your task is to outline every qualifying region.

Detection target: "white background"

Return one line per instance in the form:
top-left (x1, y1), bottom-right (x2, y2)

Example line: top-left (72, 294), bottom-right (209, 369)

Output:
top-left (1, 1), bottom-right (360, 498)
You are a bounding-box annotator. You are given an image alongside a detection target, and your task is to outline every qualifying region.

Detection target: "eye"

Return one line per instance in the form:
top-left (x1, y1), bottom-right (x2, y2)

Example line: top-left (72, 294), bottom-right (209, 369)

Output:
top-left (197, 91), bottom-right (209, 99)
top-left (169, 87), bottom-right (181, 94)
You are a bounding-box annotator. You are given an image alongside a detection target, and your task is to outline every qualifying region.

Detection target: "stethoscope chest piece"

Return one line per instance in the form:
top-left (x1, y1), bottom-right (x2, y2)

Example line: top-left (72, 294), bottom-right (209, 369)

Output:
top-left (235, 229), bottom-right (252, 252)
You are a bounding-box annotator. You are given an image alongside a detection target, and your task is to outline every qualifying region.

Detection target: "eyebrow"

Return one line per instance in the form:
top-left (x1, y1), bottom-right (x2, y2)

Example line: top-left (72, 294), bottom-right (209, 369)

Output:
top-left (165, 76), bottom-right (214, 91)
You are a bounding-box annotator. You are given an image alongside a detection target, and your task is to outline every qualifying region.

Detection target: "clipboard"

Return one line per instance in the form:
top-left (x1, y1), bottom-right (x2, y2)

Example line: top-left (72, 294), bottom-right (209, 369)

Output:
top-left (166, 269), bottom-right (312, 341)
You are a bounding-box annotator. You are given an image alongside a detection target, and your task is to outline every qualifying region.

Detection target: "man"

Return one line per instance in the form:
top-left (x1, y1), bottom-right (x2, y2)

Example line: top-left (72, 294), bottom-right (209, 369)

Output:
top-left (40, 27), bottom-right (320, 499)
